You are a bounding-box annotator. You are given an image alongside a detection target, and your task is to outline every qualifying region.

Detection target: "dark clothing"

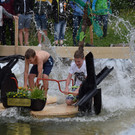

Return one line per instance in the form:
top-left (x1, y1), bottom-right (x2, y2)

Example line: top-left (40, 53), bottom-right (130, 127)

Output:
top-left (0, 0), bottom-right (15, 17)
top-left (96, 14), bottom-right (108, 37)
top-left (34, 1), bottom-right (51, 15)
top-left (52, 0), bottom-right (69, 23)
top-left (14, 0), bottom-right (34, 15)
top-left (0, 3), bottom-right (14, 45)
top-left (2, 18), bottom-right (14, 45)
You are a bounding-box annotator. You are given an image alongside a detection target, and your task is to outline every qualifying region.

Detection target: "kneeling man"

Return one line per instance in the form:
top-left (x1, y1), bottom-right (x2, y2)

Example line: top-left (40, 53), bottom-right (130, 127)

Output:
top-left (24, 48), bottom-right (54, 96)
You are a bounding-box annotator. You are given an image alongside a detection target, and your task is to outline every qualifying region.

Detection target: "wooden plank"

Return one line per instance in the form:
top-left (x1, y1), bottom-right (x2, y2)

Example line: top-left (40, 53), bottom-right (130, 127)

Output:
top-left (55, 47), bottom-right (130, 59)
top-left (0, 46), bottom-right (130, 59)
top-left (0, 46), bottom-right (41, 56)
top-left (15, 19), bottom-right (18, 54)
top-left (89, 25), bottom-right (93, 45)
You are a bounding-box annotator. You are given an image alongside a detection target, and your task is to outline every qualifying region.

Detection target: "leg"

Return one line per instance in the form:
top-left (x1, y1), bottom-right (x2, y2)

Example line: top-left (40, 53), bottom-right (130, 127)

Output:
top-left (41, 14), bottom-right (48, 42)
top-left (73, 15), bottom-right (81, 46)
top-left (42, 74), bottom-right (49, 97)
top-left (59, 20), bottom-right (67, 46)
top-left (28, 74), bottom-right (36, 88)
top-left (19, 29), bottom-right (24, 46)
top-left (42, 56), bottom-right (54, 96)
top-left (24, 14), bottom-right (32, 46)
top-left (24, 28), bottom-right (29, 46)
top-left (102, 14), bottom-right (108, 37)
top-left (18, 14), bottom-right (24, 46)
top-left (54, 22), bottom-right (60, 45)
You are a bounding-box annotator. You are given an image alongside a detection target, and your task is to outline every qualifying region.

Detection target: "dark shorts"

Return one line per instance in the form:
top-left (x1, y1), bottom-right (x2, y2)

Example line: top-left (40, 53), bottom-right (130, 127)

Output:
top-left (30, 56), bottom-right (54, 76)
top-left (35, 14), bottom-right (48, 30)
top-left (19, 14), bottom-right (32, 29)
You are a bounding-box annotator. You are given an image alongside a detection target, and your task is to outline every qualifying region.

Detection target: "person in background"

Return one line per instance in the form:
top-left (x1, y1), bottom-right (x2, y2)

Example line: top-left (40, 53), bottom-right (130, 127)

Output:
top-left (34, 0), bottom-right (52, 47)
top-left (69, 0), bottom-right (90, 46)
top-left (92, 0), bottom-right (111, 37)
top-left (24, 48), bottom-right (54, 97)
top-left (14, 0), bottom-right (34, 46)
top-left (52, 0), bottom-right (69, 46)
top-left (0, 0), bottom-right (15, 45)
top-left (63, 43), bottom-right (87, 105)
top-left (0, 5), bottom-right (18, 45)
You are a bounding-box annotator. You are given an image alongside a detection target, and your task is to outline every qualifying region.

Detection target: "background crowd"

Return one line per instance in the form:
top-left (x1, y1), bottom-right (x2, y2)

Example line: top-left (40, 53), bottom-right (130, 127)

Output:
top-left (0, 0), bottom-right (111, 46)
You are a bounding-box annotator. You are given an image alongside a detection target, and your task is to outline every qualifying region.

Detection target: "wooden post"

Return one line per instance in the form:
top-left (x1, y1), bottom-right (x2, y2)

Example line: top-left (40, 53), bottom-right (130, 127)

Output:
top-left (89, 25), bottom-right (93, 45)
top-left (15, 18), bottom-right (18, 54)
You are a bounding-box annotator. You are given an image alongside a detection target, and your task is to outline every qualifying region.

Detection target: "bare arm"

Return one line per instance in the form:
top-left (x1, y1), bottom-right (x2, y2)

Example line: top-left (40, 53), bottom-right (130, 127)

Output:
top-left (24, 59), bottom-right (29, 88)
top-left (36, 57), bottom-right (43, 86)
top-left (63, 73), bottom-right (72, 95)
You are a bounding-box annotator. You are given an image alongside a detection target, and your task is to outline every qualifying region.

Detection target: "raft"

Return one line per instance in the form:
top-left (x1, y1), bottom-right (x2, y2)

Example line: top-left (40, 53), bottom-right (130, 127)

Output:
top-left (0, 96), bottom-right (78, 118)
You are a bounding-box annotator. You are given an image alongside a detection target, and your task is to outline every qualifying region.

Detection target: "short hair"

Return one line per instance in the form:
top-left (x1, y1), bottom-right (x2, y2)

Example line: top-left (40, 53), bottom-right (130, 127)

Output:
top-left (25, 48), bottom-right (36, 59)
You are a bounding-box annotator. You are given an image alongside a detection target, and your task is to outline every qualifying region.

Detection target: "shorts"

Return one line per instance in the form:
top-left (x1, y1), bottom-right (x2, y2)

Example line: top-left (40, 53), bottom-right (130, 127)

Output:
top-left (66, 87), bottom-right (79, 102)
top-left (19, 14), bottom-right (32, 29)
top-left (35, 14), bottom-right (48, 31)
top-left (30, 56), bottom-right (54, 76)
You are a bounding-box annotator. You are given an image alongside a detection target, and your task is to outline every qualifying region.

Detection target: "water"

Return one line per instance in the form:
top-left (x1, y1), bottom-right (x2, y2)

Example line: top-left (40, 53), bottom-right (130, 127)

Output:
top-left (1, 9), bottom-right (135, 135)
top-left (1, 57), bottom-right (135, 135)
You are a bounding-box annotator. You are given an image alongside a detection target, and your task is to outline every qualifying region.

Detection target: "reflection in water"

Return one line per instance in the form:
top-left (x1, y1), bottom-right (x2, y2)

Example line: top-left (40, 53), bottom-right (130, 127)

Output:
top-left (6, 123), bottom-right (31, 135)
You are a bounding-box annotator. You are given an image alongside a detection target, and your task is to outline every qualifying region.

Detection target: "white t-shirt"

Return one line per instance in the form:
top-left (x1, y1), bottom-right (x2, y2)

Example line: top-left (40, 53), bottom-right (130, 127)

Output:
top-left (69, 60), bottom-right (87, 86)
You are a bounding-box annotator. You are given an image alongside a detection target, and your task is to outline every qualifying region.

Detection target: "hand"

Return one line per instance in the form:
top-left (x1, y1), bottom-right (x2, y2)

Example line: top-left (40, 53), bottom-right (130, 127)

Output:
top-left (13, 16), bottom-right (19, 20)
top-left (63, 87), bottom-right (69, 95)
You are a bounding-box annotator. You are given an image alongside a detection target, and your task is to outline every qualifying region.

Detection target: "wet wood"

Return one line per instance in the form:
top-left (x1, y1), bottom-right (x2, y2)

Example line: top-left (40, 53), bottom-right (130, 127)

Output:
top-left (31, 104), bottom-right (78, 118)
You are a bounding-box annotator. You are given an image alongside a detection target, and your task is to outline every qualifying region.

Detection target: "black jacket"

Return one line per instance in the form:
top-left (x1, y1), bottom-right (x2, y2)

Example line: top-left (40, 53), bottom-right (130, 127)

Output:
top-left (14, 0), bottom-right (34, 14)
top-left (52, 0), bottom-right (69, 23)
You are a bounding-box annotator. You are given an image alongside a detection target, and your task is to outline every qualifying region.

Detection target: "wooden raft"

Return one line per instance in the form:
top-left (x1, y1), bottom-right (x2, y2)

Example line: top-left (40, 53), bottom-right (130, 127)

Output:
top-left (0, 96), bottom-right (78, 118)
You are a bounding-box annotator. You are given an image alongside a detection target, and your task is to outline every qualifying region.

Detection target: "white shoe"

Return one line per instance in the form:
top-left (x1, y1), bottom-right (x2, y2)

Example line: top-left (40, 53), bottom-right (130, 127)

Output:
top-left (38, 44), bottom-right (42, 47)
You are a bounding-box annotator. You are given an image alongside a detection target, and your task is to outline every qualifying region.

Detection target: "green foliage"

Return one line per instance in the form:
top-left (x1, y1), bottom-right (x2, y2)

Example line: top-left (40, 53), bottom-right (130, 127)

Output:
top-left (30, 87), bottom-right (46, 100)
top-left (7, 88), bottom-right (30, 98)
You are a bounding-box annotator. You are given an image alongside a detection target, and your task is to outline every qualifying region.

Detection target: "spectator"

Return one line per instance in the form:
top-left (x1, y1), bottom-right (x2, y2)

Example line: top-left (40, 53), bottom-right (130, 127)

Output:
top-left (0, 5), bottom-right (18, 45)
top-left (52, 0), bottom-right (69, 46)
top-left (34, 0), bottom-right (52, 47)
top-left (0, 0), bottom-right (15, 45)
top-left (92, 0), bottom-right (111, 37)
top-left (14, 0), bottom-right (34, 46)
top-left (69, 0), bottom-right (90, 46)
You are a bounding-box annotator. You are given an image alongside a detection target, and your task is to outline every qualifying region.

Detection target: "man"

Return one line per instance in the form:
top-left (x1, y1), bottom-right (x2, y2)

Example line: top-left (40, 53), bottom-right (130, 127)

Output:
top-left (69, 0), bottom-right (90, 46)
top-left (14, 0), bottom-right (34, 46)
top-left (34, 0), bottom-right (52, 47)
top-left (24, 48), bottom-right (54, 96)
top-left (92, 0), bottom-right (111, 37)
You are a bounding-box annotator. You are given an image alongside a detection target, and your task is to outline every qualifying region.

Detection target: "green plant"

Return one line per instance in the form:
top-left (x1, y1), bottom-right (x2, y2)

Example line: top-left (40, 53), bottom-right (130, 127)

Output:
top-left (30, 87), bottom-right (46, 100)
top-left (7, 88), bottom-right (30, 98)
